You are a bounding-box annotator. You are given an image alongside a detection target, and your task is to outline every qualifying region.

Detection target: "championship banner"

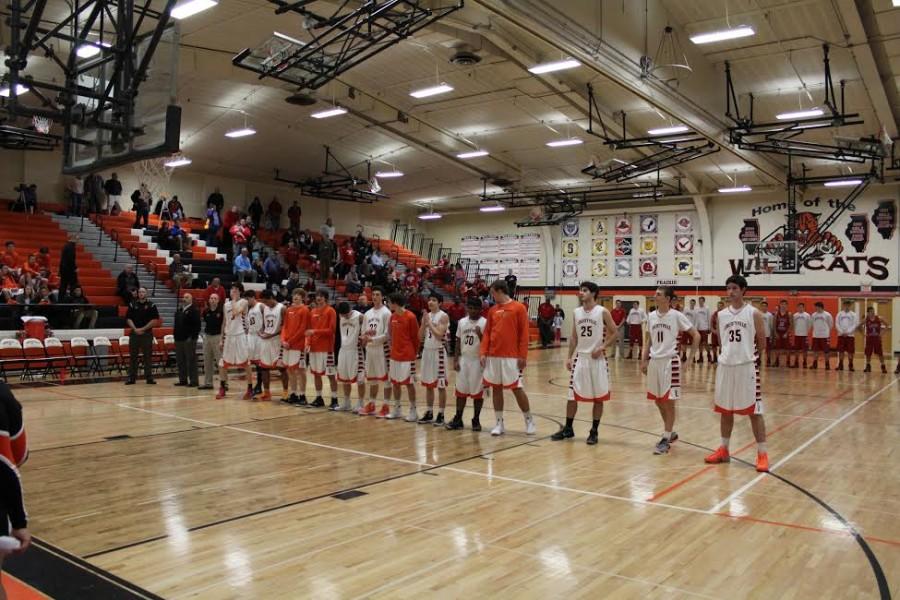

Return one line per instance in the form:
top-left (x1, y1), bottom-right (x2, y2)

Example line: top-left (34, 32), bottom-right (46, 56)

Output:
top-left (614, 216), bottom-right (632, 235)
top-left (675, 214), bottom-right (693, 232)
top-left (845, 214), bottom-right (869, 253)
top-left (615, 236), bottom-right (633, 256)
top-left (639, 257), bottom-right (657, 277)
top-left (561, 238), bottom-right (579, 258)
top-left (674, 234), bottom-right (693, 255)
top-left (591, 217), bottom-right (608, 238)
top-left (562, 260), bottom-right (579, 279)
top-left (592, 239), bottom-right (608, 256)
top-left (675, 258), bottom-right (693, 276)
top-left (561, 219), bottom-right (579, 238)
top-left (640, 236), bottom-right (657, 255)
top-left (614, 257), bottom-right (632, 277)
top-left (640, 214), bottom-right (658, 234)
top-left (872, 200), bottom-right (896, 240)
top-left (592, 259), bottom-right (608, 277)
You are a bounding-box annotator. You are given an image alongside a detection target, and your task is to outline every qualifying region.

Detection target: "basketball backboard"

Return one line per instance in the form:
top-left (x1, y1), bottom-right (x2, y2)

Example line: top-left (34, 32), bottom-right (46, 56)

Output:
top-left (742, 240), bottom-right (800, 274)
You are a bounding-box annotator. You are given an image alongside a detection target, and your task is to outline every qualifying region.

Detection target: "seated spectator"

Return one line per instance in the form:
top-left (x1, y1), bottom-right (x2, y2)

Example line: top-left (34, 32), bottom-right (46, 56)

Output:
top-left (354, 292), bottom-right (369, 314)
top-left (303, 277), bottom-right (316, 293)
top-left (0, 265), bottom-right (18, 289)
top-left (205, 277), bottom-right (225, 302)
top-left (371, 249), bottom-right (385, 269)
top-left (169, 254), bottom-right (192, 290)
top-left (14, 286), bottom-right (37, 305)
top-left (297, 230), bottom-right (313, 254)
top-left (21, 254), bottom-right (40, 278)
top-left (37, 286), bottom-right (55, 304)
top-left (170, 219), bottom-right (188, 252)
top-left (2, 241), bottom-right (21, 272)
top-left (35, 247), bottom-right (51, 271)
top-left (117, 264), bottom-right (140, 304)
top-left (233, 247), bottom-right (255, 283)
top-left (454, 263), bottom-right (466, 290)
top-left (336, 239), bottom-right (355, 278)
top-left (284, 271), bottom-right (301, 295)
top-left (65, 285), bottom-right (98, 329)
top-left (263, 250), bottom-right (284, 284)
top-left (37, 268), bottom-right (58, 291)
top-left (344, 265), bottom-right (363, 294)
top-left (252, 256), bottom-right (265, 283)
top-left (168, 196), bottom-right (184, 221)
top-left (230, 218), bottom-right (251, 250)
top-left (17, 272), bottom-right (36, 296)
top-left (157, 221), bottom-right (174, 251)
top-left (1, 287), bottom-right (16, 303)
top-left (283, 241), bottom-right (300, 272)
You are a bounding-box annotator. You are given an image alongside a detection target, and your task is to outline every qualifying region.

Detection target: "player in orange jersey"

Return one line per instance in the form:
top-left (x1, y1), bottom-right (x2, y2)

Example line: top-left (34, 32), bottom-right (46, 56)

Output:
top-left (387, 292), bottom-right (420, 421)
top-left (281, 289), bottom-right (310, 405)
top-left (480, 280), bottom-right (535, 436)
top-left (306, 290), bottom-right (338, 408)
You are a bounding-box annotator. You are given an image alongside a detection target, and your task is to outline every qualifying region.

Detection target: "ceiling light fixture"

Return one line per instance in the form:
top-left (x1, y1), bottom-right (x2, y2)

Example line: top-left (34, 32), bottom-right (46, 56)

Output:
top-left (409, 83), bottom-right (453, 98)
top-left (776, 108), bottom-right (824, 120)
top-left (546, 138), bottom-right (583, 147)
top-left (225, 127), bottom-right (256, 138)
top-left (0, 84), bottom-right (28, 97)
top-left (823, 179), bottom-right (862, 187)
top-left (171, 0), bottom-right (218, 20)
top-left (75, 42), bottom-right (110, 58)
top-left (418, 212), bottom-right (442, 220)
top-left (273, 31), bottom-right (305, 46)
top-left (479, 205), bottom-right (506, 212)
top-left (457, 150), bottom-right (489, 159)
top-left (647, 125), bottom-right (689, 135)
top-left (690, 26), bottom-right (755, 45)
top-left (164, 157), bottom-right (192, 168)
top-left (718, 185), bottom-right (752, 193)
top-left (375, 170), bottom-right (403, 178)
top-left (310, 107), bottom-right (347, 119)
top-left (527, 58), bottom-right (581, 74)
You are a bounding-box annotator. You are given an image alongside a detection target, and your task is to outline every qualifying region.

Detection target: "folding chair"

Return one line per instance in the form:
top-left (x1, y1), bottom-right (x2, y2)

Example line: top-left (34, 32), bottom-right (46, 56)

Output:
top-left (0, 339), bottom-right (25, 382)
top-left (70, 337), bottom-right (92, 377)
top-left (117, 336), bottom-right (131, 375)
top-left (42, 338), bottom-right (71, 380)
top-left (92, 336), bottom-right (113, 376)
top-left (152, 336), bottom-right (171, 374)
top-left (22, 338), bottom-right (48, 381)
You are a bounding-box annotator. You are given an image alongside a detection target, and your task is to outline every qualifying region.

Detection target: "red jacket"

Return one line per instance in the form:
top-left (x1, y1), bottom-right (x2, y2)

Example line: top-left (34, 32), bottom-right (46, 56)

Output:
top-left (538, 302), bottom-right (555, 320)
top-left (611, 308), bottom-right (626, 326)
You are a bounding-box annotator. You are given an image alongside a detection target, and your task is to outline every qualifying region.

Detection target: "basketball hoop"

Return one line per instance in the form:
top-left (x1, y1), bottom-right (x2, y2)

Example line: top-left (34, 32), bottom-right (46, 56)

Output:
top-left (32, 116), bottom-right (51, 135)
top-left (860, 278), bottom-right (873, 293)
top-left (132, 157), bottom-right (174, 201)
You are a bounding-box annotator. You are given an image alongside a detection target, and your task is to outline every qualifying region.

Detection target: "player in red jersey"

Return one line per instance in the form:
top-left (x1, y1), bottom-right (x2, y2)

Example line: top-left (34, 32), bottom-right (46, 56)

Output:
top-left (862, 306), bottom-right (890, 374)
top-left (772, 300), bottom-right (792, 367)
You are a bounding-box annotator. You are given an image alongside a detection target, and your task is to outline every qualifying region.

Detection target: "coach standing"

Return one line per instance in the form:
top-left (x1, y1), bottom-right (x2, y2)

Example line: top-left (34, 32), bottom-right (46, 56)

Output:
top-left (0, 381), bottom-right (31, 598)
top-left (174, 293), bottom-right (201, 387)
top-left (537, 298), bottom-right (555, 349)
top-left (199, 293), bottom-right (224, 390)
top-left (125, 288), bottom-right (159, 385)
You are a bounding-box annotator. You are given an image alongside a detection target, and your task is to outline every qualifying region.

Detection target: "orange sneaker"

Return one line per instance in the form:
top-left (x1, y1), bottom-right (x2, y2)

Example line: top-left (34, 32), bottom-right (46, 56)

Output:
top-left (358, 401), bottom-right (376, 416)
top-left (704, 446), bottom-right (731, 464)
top-left (215, 387), bottom-right (226, 400)
top-left (253, 391), bottom-right (272, 402)
top-left (375, 403), bottom-right (391, 418)
top-left (241, 388), bottom-right (253, 400)
top-left (755, 452), bottom-right (769, 472)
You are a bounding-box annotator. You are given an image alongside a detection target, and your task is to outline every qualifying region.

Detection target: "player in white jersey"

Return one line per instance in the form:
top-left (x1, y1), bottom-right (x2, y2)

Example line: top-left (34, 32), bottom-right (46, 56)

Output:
top-left (625, 305), bottom-right (647, 359)
top-left (254, 290), bottom-right (284, 401)
top-left (218, 283), bottom-right (255, 400)
top-left (244, 292), bottom-right (265, 395)
top-left (705, 275), bottom-right (769, 473)
top-left (810, 302), bottom-right (835, 370)
top-left (681, 299), bottom-right (696, 364)
top-left (447, 297), bottom-right (488, 431)
top-left (790, 303), bottom-right (811, 368)
top-left (551, 282), bottom-right (618, 445)
top-left (758, 301), bottom-right (775, 367)
top-left (358, 288), bottom-right (393, 416)
top-left (835, 300), bottom-right (859, 371)
top-left (693, 297), bottom-right (713, 363)
top-left (641, 287), bottom-right (699, 455)
top-left (417, 293), bottom-right (450, 426)
top-left (335, 302), bottom-right (365, 411)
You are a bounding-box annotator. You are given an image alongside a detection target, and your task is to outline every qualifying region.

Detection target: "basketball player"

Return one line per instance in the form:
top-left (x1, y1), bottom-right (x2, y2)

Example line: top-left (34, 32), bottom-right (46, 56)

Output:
top-left (306, 290), bottom-right (338, 408)
top-left (447, 297), bottom-right (487, 431)
top-left (705, 275), bottom-right (769, 472)
top-left (281, 289), bottom-right (309, 405)
top-left (418, 293), bottom-right (450, 425)
top-left (759, 301), bottom-right (775, 367)
top-left (694, 297), bottom-right (712, 363)
top-left (0, 383), bottom-right (30, 600)
top-left (642, 287), bottom-right (699, 454)
top-left (335, 302), bottom-right (365, 411)
top-left (625, 303), bottom-right (647, 359)
top-left (218, 283), bottom-right (254, 400)
top-left (835, 300), bottom-right (859, 371)
top-left (771, 300), bottom-right (791, 367)
top-left (360, 288), bottom-right (393, 417)
top-left (681, 298), bottom-right (696, 364)
top-left (810, 302), bottom-right (834, 370)
top-left (710, 300), bottom-right (725, 363)
top-left (551, 282), bottom-right (617, 445)
top-left (863, 306), bottom-right (890, 373)
top-left (245, 290), bottom-right (264, 393)
top-left (481, 280), bottom-right (535, 436)
top-left (791, 302), bottom-right (811, 368)
top-left (255, 290), bottom-right (284, 401)
top-left (388, 292), bottom-right (420, 421)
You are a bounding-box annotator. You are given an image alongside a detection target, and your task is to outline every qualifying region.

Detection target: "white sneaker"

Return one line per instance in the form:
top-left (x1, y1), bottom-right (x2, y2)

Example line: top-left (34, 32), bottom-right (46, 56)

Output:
top-left (491, 420), bottom-right (505, 436)
top-left (352, 401), bottom-right (364, 414)
top-left (386, 405), bottom-right (402, 420)
top-left (405, 407), bottom-right (419, 423)
top-left (524, 415), bottom-right (536, 436)
top-left (342, 399), bottom-right (352, 412)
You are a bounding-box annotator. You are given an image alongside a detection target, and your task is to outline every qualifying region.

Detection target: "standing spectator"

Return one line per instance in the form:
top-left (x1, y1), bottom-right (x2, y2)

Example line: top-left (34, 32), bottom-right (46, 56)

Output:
top-left (58, 235), bottom-right (78, 299)
top-left (207, 187), bottom-right (224, 212)
top-left (85, 172), bottom-right (104, 214)
top-left (233, 247), bottom-right (255, 283)
top-left (537, 297), bottom-right (555, 349)
top-left (287, 201), bottom-right (301, 230)
top-left (504, 269), bottom-right (518, 298)
top-left (125, 287), bottom-right (159, 385)
top-left (67, 175), bottom-right (84, 216)
top-left (23, 184), bottom-right (37, 215)
top-left (169, 254), bottom-right (192, 291)
top-left (205, 204), bottom-right (220, 245)
top-left (446, 296), bottom-right (466, 355)
top-left (132, 185), bottom-right (150, 228)
top-left (320, 217), bottom-right (335, 241)
top-left (199, 293), bottom-right (223, 390)
top-left (221, 206), bottom-right (240, 255)
top-left (263, 250), bottom-right (284, 284)
top-left (337, 239), bottom-right (355, 278)
top-left (230, 217), bottom-right (250, 251)
top-left (168, 196), bottom-right (184, 221)
top-left (65, 285), bottom-right (98, 329)
top-left (205, 277), bottom-right (225, 302)
top-left (103, 173), bottom-right (123, 214)
top-left (319, 236), bottom-right (335, 280)
top-left (610, 299), bottom-right (626, 359)
top-left (116, 264), bottom-right (140, 304)
top-left (173, 292), bottom-right (201, 387)
top-left (266, 196), bottom-right (282, 230)
top-left (0, 382), bottom-right (31, 600)
top-left (248, 196), bottom-right (263, 230)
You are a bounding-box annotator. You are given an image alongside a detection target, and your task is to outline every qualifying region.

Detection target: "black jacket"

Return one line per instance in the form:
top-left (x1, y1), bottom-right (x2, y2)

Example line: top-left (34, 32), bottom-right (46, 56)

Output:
top-left (173, 304), bottom-right (201, 341)
top-left (104, 178), bottom-right (122, 196)
top-left (59, 241), bottom-right (77, 276)
top-left (0, 382), bottom-right (28, 530)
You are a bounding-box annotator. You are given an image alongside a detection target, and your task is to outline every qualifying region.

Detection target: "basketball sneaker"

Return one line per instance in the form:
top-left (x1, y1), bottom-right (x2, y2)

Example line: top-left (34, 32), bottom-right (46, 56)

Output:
top-left (836, 362), bottom-right (843, 371)
top-left (471, 418), bottom-right (482, 432)
top-left (445, 415), bottom-right (464, 430)
top-left (417, 410), bottom-right (433, 424)
top-left (352, 400), bottom-right (364, 414)
top-left (329, 399), bottom-right (341, 411)
top-left (864, 364), bottom-right (871, 373)
top-left (310, 396), bottom-right (325, 408)
top-left (433, 413), bottom-right (444, 427)
top-left (281, 393), bottom-right (293, 404)
top-left (524, 414), bottom-right (536, 435)
top-left (242, 387), bottom-right (253, 400)
top-left (755, 452), bottom-right (770, 472)
top-left (586, 429), bottom-right (598, 445)
top-left (295, 395), bottom-right (308, 407)
top-left (550, 426), bottom-right (574, 441)
top-left (216, 386), bottom-right (226, 400)
top-left (704, 446), bottom-right (730, 464)
top-left (341, 399), bottom-right (352, 412)
top-left (359, 402), bottom-right (377, 416)
top-left (387, 405), bottom-right (403, 420)
top-left (490, 419), bottom-right (505, 436)
top-left (881, 365), bottom-right (887, 374)
top-left (848, 363), bottom-right (854, 372)
top-left (253, 391), bottom-right (271, 401)
top-left (405, 407), bottom-right (419, 422)
top-left (653, 437), bottom-right (671, 454)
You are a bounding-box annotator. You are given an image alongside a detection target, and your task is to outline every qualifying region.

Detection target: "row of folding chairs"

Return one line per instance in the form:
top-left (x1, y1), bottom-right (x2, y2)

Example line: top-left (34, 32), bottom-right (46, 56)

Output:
top-left (0, 335), bottom-right (178, 382)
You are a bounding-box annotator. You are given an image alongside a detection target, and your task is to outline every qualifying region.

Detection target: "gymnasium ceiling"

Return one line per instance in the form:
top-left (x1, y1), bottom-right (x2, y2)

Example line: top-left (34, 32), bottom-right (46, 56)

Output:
top-left (3, 0), bottom-right (900, 211)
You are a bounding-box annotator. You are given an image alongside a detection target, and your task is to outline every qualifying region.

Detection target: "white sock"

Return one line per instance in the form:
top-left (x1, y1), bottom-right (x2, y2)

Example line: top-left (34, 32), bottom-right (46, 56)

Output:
top-left (523, 411), bottom-right (532, 420)
top-left (758, 442), bottom-right (767, 453)
top-left (664, 431), bottom-right (672, 440)
top-left (721, 437), bottom-right (731, 450)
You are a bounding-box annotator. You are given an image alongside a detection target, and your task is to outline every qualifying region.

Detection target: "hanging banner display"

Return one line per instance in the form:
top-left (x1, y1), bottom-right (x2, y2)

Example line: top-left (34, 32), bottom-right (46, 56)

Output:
top-left (614, 257), bottom-right (632, 277)
top-left (640, 236), bottom-right (657, 255)
top-left (592, 239), bottom-right (608, 256)
top-left (614, 215), bottom-right (632, 235)
top-left (639, 257), bottom-right (658, 277)
top-left (592, 259), bottom-right (608, 277)
top-left (591, 217), bottom-right (608, 238)
top-left (640, 214), bottom-right (658, 234)
top-left (562, 238), bottom-right (579, 258)
top-left (459, 234), bottom-right (542, 282)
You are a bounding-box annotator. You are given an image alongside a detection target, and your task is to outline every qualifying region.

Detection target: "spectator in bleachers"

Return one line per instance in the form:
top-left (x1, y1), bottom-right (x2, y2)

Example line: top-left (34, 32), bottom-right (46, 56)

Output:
top-left (157, 221), bottom-right (174, 251)
top-left (446, 296), bottom-right (465, 355)
top-left (117, 264), bottom-right (140, 304)
top-left (319, 236), bottom-right (335, 280)
top-left (153, 196), bottom-right (167, 218)
top-left (13, 287), bottom-right (36, 305)
top-left (21, 254), bottom-right (40, 278)
top-left (205, 277), bottom-right (225, 302)
top-left (354, 292), bottom-right (369, 314)
top-left (170, 219), bottom-right (188, 252)
top-left (67, 175), bottom-right (84, 216)
top-left (65, 285), bottom-right (98, 329)
top-left (35, 247), bottom-right (50, 272)
top-left (222, 206), bottom-right (240, 254)
top-left (303, 276), bottom-right (316, 294)
top-left (37, 286), bottom-right (55, 304)
top-left (283, 241), bottom-right (300, 273)
top-left (336, 239), bottom-right (355, 279)
top-left (169, 254), bottom-right (192, 291)
top-left (371, 249), bottom-right (385, 269)
top-left (58, 235), bottom-right (78, 299)
top-left (233, 247), bottom-right (255, 283)
top-left (266, 197), bottom-right (282, 231)
top-left (125, 287), bottom-right (159, 385)
top-left (0, 266), bottom-right (17, 289)
top-left (248, 197), bottom-right (263, 230)
top-left (252, 256), bottom-right (265, 284)
top-left (205, 204), bottom-right (220, 245)
top-left (208, 187), bottom-right (224, 212)
top-left (345, 265), bottom-right (363, 294)
top-left (263, 250), bottom-right (284, 284)
top-left (230, 217), bottom-right (251, 251)
top-left (85, 172), bottom-right (104, 214)
top-left (199, 293), bottom-right (223, 391)
top-left (103, 173), bottom-right (122, 214)
top-left (168, 196), bottom-right (184, 221)
top-left (320, 217), bottom-right (335, 241)
top-left (285, 271), bottom-right (301, 296)
top-left (288, 201), bottom-right (301, 230)
top-left (132, 185), bottom-right (150, 228)
top-left (2, 242), bottom-right (21, 273)
top-left (174, 292), bottom-right (201, 388)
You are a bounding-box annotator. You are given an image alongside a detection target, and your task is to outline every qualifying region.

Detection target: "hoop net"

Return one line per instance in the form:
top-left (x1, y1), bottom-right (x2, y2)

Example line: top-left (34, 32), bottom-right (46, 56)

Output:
top-left (131, 157), bottom-right (174, 201)
top-left (32, 116), bottom-right (51, 135)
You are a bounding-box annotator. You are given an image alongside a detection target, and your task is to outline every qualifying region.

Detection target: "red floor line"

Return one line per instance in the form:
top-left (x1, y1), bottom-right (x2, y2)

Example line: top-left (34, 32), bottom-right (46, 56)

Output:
top-left (715, 513), bottom-right (900, 548)
top-left (4, 574), bottom-right (49, 600)
top-left (648, 389), bottom-right (851, 502)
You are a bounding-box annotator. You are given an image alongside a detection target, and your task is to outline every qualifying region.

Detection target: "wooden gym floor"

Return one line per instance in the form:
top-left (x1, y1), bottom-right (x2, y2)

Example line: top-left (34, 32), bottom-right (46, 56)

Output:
top-left (7, 348), bottom-right (900, 599)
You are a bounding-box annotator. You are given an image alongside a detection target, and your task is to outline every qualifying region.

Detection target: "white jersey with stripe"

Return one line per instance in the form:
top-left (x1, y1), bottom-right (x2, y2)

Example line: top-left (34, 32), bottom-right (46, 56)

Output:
top-left (574, 305), bottom-right (606, 354)
top-left (693, 306), bottom-right (711, 330)
top-left (648, 309), bottom-right (694, 359)
top-left (364, 305), bottom-right (391, 344)
top-left (340, 310), bottom-right (363, 350)
top-left (717, 303), bottom-right (758, 366)
top-left (456, 316), bottom-right (486, 359)
top-left (261, 303), bottom-right (283, 336)
top-left (793, 311), bottom-right (811, 336)
top-left (761, 311), bottom-right (775, 336)
top-left (423, 310), bottom-right (448, 349)
top-left (223, 299), bottom-right (247, 336)
top-left (811, 311), bottom-right (834, 338)
top-left (247, 304), bottom-right (263, 335)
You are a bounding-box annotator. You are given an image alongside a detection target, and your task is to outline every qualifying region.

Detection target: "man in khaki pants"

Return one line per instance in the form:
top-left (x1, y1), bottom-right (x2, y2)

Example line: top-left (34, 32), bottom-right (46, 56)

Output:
top-left (199, 293), bottom-right (224, 390)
